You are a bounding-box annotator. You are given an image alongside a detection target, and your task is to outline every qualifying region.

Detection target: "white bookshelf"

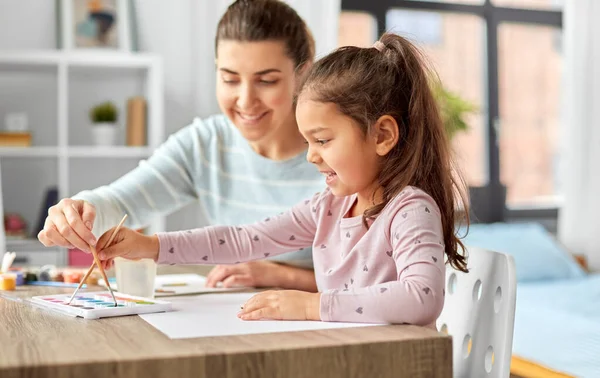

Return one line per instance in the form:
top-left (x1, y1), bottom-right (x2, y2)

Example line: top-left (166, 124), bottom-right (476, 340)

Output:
top-left (0, 50), bottom-right (165, 260)
top-left (67, 146), bottom-right (154, 158)
top-left (0, 147), bottom-right (59, 157)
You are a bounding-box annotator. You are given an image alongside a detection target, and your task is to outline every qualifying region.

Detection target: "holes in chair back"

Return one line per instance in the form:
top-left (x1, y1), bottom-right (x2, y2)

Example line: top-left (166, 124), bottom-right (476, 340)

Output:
top-left (485, 346), bottom-right (494, 372)
top-left (462, 334), bottom-right (472, 359)
top-left (472, 279), bottom-right (482, 301)
top-left (448, 273), bottom-right (457, 294)
top-left (494, 286), bottom-right (502, 313)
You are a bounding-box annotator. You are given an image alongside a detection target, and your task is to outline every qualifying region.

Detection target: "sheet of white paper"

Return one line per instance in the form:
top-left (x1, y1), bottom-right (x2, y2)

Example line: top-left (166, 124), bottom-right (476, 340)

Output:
top-left (99, 274), bottom-right (242, 297)
top-left (139, 292), bottom-right (381, 339)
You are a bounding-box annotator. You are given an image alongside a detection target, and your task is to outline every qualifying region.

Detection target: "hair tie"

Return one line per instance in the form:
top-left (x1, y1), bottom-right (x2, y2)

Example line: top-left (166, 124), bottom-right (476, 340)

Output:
top-left (372, 41), bottom-right (385, 52)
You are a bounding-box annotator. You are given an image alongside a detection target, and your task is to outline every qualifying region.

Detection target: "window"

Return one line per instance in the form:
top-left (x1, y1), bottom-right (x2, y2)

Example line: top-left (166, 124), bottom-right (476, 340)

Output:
top-left (498, 23), bottom-right (562, 207)
top-left (386, 9), bottom-right (443, 45)
top-left (340, 0), bottom-right (563, 219)
top-left (338, 11), bottom-right (377, 48)
top-left (386, 10), bottom-right (486, 187)
top-left (492, 0), bottom-right (563, 10)
top-left (415, 0), bottom-right (484, 4)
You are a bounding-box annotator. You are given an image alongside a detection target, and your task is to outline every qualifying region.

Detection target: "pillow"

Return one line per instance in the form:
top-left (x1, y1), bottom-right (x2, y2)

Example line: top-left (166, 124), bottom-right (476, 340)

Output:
top-left (458, 222), bottom-right (586, 282)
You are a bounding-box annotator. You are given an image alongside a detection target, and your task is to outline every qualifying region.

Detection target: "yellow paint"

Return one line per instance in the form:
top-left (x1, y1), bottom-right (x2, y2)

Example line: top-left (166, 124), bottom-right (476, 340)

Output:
top-left (0, 273), bottom-right (16, 291)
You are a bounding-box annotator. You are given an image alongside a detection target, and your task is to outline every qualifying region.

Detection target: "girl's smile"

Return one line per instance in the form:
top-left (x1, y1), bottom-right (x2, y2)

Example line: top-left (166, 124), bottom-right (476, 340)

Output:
top-left (320, 170), bottom-right (338, 185)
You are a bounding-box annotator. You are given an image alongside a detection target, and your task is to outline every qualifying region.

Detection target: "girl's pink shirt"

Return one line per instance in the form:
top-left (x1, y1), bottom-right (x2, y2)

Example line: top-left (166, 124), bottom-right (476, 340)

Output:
top-left (157, 186), bottom-right (445, 327)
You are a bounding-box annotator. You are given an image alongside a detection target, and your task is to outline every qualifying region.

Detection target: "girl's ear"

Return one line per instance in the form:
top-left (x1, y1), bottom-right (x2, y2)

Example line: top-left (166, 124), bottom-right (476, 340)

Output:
top-left (373, 115), bottom-right (399, 156)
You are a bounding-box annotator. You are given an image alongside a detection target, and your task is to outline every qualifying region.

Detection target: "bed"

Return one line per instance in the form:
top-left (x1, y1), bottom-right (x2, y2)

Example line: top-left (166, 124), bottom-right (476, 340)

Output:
top-left (463, 222), bottom-right (600, 378)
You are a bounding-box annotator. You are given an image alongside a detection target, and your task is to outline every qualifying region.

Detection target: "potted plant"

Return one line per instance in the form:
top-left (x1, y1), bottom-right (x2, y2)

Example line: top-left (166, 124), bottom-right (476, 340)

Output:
top-left (89, 101), bottom-right (119, 146)
top-left (432, 82), bottom-right (475, 140)
top-left (433, 82), bottom-right (506, 223)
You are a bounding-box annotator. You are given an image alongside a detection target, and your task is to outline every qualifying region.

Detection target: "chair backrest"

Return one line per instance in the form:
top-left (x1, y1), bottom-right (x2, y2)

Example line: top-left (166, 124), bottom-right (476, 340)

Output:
top-left (436, 246), bottom-right (517, 378)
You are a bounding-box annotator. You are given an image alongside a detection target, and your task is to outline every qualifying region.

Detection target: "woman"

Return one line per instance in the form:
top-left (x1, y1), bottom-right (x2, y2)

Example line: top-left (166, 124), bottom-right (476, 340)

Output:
top-left (37, 0), bottom-right (322, 292)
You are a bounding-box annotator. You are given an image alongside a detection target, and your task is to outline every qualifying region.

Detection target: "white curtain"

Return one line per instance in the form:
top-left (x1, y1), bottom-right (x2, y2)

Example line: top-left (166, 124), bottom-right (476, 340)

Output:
top-left (558, 0), bottom-right (600, 271)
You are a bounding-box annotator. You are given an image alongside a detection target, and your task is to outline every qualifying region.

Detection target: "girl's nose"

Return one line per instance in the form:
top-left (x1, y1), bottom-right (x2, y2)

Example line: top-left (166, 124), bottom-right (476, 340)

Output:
top-left (306, 146), bottom-right (322, 165)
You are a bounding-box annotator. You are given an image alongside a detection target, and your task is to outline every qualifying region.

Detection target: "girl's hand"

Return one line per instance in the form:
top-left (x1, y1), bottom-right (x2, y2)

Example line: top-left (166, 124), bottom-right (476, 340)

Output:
top-left (206, 261), bottom-right (287, 288)
top-left (238, 290), bottom-right (321, 321)
top-left (95, 227), bottom-right (159, 269)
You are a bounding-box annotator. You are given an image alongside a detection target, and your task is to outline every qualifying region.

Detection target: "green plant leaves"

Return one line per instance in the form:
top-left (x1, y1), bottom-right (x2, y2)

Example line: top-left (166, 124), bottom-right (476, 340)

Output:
top-left (90, 102), bottom-right (118, 123)
top-left (432, 82), bottom-right (477, 140)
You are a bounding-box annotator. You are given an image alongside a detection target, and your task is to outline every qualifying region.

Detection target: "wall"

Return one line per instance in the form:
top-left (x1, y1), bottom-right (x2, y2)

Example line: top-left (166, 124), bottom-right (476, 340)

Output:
top-left (0, 0), bottom-right (340, 233)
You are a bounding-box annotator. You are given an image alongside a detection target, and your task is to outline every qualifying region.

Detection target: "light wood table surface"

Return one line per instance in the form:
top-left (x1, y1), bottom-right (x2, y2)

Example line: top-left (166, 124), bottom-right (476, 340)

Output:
top-left (0, 265), bottom-right (452, 378)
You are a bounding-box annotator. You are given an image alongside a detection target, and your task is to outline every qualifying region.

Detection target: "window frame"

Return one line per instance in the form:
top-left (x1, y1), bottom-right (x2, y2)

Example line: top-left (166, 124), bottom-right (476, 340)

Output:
top-left (340, 0), bottom-right (562, 222)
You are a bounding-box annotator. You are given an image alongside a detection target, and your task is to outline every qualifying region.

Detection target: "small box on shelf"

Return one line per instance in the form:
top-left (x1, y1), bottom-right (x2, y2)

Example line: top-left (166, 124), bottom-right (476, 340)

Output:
top-left (0, 132), bottom-right (32, 147)
top-left (126, 96), bottom-right (147, 146)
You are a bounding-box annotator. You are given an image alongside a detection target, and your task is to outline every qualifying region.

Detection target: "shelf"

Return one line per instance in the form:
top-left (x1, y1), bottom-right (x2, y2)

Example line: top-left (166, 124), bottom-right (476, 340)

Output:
top-left (68, 51), bottom-right (157, 69)
top-left (0, 50), bottom-right (158, 69)
top-left (67, 146), bottom-right (153, 158)
top-left (0, 146), bottom-right (153, 158)
top-left (0, 51), bottom-right (59, 67)
top-left (0, 147), bottom-right (59, 157)
top-left (0, 48), bottom-right (165, 235)
top-left (6, 238), bottom-right (43, 247)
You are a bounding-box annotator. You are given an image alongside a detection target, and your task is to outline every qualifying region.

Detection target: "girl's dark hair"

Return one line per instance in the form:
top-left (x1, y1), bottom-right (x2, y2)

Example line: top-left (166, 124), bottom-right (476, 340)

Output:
top-left (215, 0), bottom-right (315, 69)
top-left (299, 33), bottom-right (469, 273)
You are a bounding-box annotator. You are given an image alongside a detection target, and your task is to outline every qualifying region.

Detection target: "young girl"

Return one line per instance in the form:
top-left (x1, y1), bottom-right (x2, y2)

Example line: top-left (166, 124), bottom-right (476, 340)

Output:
top-left (96, 33), bottom-right (469, 327)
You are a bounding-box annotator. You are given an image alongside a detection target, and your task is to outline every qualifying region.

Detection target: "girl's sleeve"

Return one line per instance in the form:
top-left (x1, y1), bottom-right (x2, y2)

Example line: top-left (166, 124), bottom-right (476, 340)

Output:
top-left (319, 194), bottom-right (446, 326)
top-left (156, 192), bottom-right (322, 265)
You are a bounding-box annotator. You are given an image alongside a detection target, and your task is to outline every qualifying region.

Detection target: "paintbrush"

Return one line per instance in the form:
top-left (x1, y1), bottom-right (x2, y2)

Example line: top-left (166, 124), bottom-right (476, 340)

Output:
top-left (66, 214), bottom-right (128, 305)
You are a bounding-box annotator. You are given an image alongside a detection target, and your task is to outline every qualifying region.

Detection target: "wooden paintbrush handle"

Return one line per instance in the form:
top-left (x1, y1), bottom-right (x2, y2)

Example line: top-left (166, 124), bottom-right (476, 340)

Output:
top-left (90, 245), bottom-right (111, 290)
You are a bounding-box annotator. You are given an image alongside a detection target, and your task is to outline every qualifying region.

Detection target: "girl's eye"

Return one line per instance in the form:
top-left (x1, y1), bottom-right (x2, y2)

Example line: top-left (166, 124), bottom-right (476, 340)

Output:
top-left (260, 80), bottom-right (278, 85)
top-left (303, 139), bottom-right (330, 146)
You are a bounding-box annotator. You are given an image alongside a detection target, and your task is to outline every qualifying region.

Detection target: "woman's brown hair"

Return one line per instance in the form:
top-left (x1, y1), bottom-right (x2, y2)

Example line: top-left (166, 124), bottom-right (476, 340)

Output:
top-left (299, 33), bottom-right (469, 273)
top-left (215, 0), bottom-right (315, 69)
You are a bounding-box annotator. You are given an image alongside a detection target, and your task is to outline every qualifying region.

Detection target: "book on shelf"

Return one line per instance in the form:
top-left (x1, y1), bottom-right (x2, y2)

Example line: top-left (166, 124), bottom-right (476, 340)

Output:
top-left (0, 132), bottom-right (32, 147)
top-left (126, 96), bottom-right (147, 146)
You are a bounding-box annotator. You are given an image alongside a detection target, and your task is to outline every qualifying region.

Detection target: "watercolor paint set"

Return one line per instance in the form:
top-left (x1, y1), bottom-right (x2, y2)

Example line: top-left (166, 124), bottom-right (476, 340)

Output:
top-left (30, 291), bottom-right (172, 319)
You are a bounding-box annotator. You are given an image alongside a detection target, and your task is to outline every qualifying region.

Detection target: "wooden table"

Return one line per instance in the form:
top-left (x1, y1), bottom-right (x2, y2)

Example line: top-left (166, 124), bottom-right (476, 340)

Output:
top-left (0, 266), bottom-right (452, 378)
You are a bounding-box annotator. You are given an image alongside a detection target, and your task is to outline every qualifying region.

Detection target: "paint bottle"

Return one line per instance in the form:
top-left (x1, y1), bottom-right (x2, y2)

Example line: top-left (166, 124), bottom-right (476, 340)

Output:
top-left (64, 271), bottom-right (83, 284)
top-left (12, 271), bottom-right (24, 286)
top-left (6, 269), bottom-right (24, 286)
top-left (0, 273), bottom-right (17, 291)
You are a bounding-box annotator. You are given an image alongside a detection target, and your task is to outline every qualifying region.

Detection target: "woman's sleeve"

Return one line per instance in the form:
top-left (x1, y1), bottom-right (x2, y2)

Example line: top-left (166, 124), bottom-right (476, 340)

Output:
top-left (72, 119), bottom-right (209, 236)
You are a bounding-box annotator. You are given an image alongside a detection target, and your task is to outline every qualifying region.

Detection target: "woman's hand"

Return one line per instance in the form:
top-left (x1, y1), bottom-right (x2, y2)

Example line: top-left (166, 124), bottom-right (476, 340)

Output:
top-left (238, 290), bottom-right (321, 321)
top-left (95, 227), bottom-right (159, 270)
top-left (37, 199), bottom-right (97, 252)
top-left (205, 261), bottom-right (288, 288)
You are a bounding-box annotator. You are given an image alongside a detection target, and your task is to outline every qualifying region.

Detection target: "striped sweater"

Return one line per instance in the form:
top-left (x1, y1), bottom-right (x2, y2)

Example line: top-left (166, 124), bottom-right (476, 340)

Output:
top-left (73, 114), bottom-right (325, 266)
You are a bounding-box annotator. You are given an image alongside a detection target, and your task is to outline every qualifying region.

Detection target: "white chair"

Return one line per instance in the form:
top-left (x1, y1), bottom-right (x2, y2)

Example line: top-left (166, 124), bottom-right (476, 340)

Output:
top-left (436, 246), bottom-right (517, 378)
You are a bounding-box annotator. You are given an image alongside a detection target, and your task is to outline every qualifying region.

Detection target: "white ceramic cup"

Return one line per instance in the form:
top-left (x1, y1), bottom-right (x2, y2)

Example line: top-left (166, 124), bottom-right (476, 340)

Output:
top-left (114, 257), bottom-right (157, 298)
